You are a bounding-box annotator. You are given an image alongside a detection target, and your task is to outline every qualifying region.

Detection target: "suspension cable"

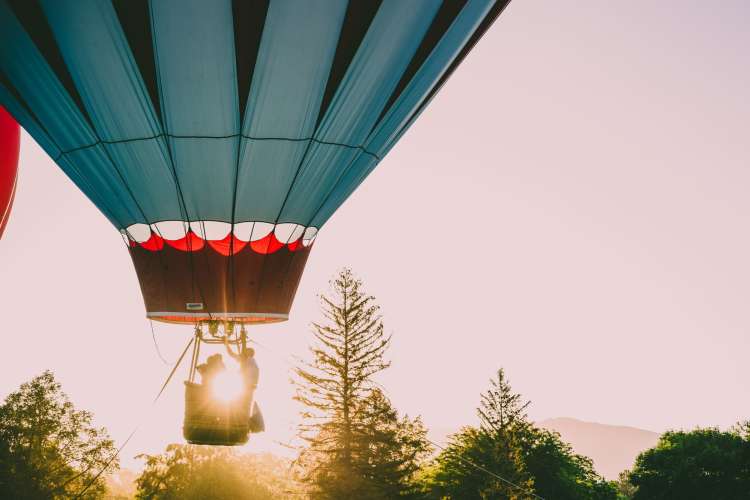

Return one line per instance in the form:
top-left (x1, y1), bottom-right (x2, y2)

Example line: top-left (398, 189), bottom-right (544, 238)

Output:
top-left (251, 339), bottom-right (543, 499)
top-left (424, 437), bottom-right (545, 500)
top-left (149, 320), bottom-right (174, 365)
top-left (247, 337), bottom-right (302, 369)
top-left (71, 335), bottom-right (195, 499)
top-left (77, 328), bottom-right (542, 498)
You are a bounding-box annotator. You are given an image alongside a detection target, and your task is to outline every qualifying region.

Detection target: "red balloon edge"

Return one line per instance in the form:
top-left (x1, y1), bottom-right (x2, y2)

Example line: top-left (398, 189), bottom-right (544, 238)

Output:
top-left (0, 106), bottom-right (20, 240)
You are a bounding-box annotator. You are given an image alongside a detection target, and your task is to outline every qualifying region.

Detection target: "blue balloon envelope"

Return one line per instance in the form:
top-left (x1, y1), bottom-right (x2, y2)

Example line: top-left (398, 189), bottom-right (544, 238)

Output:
top-left (0, 0), bottom-right (506, 323)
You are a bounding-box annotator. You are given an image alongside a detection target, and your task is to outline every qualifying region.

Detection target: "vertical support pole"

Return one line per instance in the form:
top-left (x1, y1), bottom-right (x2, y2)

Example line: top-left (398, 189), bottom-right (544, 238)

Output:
top-left (240, 324), bottom-right (248, 354)
top-left (188, 323), bottom-right (202, 383)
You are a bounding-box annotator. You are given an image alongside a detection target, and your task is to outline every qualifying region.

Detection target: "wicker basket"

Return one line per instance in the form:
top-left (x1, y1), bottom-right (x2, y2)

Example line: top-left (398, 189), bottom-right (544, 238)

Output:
top-left (183, 381), bottom-right (252, 446)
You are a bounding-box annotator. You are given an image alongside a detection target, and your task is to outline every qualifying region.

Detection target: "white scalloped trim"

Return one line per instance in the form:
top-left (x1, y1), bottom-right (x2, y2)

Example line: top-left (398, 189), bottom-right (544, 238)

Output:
top-left (203, 221), bottom-right (232, 240)
top-left (250, 222), bottom-right (274, 241)
top-left (126, 223), bottom-right (152, 243)
top-left (123, 221), bottom-right (319, 249)
top-left (302, 227), bottom-right (318, 247)
top-left (275, 223), bottom-right (305, 243)
top-left (151, 220), bottom-right (187, 240)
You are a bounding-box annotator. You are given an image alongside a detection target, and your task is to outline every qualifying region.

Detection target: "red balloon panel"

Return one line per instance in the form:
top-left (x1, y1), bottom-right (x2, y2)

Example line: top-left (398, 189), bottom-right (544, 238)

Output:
top-left (0, 106), bottom-right (20, 239)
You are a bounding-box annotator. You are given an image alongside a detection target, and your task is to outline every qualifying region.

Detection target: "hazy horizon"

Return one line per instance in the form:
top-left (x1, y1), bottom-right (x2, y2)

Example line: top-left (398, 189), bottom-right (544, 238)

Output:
top-left (2, 0), bottom-right (749, 471)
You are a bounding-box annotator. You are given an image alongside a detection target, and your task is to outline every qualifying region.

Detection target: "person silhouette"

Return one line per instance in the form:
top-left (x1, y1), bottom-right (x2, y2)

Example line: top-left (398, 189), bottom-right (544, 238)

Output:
top-left (196, 353), bottom-right (225, 392)
top-left (224, 338), bottom-right (264, 432)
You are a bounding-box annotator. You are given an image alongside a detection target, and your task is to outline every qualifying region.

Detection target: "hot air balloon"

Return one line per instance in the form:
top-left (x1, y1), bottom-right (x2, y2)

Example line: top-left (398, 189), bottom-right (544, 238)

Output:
top-left (0, 106), bottom-right (19, 239)
top-left (0, 0), bottom-right (507, 444)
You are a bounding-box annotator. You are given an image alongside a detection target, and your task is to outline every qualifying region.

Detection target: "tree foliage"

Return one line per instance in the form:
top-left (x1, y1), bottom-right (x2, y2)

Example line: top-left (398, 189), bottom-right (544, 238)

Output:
top-left (421, 369), bottom-right (534, 499)
top-left (0, 371), bottom-right (116, 499)
top-left (135, 444), bottom-right (300, 499)
top-left (420, 369), bottom-right (617, 500)
top-left (627, 425), bottom-right (750, 500)
top-left (614, 470), bottom-right (637, 499)
top-left (295, 268), bottom-right (431, 498)
top-left (105, 468), bottom-right (138, 499)
top-left (355, 389), bottom-right (432, 498)
top-left (523, 428), bottom-right (618, 500)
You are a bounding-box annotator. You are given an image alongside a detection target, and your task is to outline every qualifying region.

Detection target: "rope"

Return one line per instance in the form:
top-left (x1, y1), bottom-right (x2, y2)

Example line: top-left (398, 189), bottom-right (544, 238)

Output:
top-left (150, 320), bottom-right (173, 365)
top-left (71, 335), bottom-right (195, 498)
top-left (248, 337), bottom-right (302, 370)
top-left (188, 325), bottom-right (202, 383)
top-left (153, 336), bottom-right (195, 403)
top-left (53, 133), bottom-right (380, 162)
top-left (425, 437), bottom-right (544, 500)
top-left (253, 340), bottom-right (542, 499)
top-left (74, 333), bottom-right (540, 498)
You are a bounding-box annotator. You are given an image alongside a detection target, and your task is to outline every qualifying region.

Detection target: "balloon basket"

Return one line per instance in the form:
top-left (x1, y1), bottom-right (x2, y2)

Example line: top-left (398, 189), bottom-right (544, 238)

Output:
top-left (183, 382), bottom-right (251, 446)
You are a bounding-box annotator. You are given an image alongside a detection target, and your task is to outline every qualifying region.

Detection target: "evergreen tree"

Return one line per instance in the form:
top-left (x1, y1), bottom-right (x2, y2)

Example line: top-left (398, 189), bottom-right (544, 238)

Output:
top-left (423, 369), bottom-right (534, 499)
top-left (421, 369), bottom-right (617, 500)
top-left (478, 369), bottom-right (531, 435)
top-left (478, 369), bottom-right (535, 497)
top-left (355, 389), bottom-right (432, 498)
top-left (295, 268), bottom-right (430, 498)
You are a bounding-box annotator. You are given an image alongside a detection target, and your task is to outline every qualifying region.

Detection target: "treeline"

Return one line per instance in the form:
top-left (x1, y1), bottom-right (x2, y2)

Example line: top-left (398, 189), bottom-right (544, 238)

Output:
top-left (287, 269), bottom-right (617, 499)
top-left (1, 269), bottom-right (749, 499)
top-left (133, 446), bottom-right (300, 499)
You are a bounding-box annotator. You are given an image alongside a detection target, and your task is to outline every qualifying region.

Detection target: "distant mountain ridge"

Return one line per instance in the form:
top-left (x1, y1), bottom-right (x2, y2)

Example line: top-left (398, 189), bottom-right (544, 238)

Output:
top-left (538, 417), bottom-right (659, 480)
top-left (427, 417), bottom-right (659, 481)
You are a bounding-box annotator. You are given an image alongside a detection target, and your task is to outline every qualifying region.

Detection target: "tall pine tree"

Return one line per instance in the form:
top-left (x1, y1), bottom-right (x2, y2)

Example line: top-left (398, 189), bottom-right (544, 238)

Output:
top-left (295, 268), bottom-right (430, 499)
top-left (423, 369), bottom-right (535, 499)
top-left (420, 369), bottom-right (617, 500)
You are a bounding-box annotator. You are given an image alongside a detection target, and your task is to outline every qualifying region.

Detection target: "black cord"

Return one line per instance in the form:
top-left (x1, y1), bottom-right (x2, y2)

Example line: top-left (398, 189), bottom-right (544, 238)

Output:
top-left (71, 335), bottom-right (195, 498)
top-left (259, 341), bottom-right (544, 499)
top-left (53, 133), bottom-right (379, 162)
top-left (150, 320), bottom-right (173, 365)
top-left (425, 437), bottom-right (545, 500)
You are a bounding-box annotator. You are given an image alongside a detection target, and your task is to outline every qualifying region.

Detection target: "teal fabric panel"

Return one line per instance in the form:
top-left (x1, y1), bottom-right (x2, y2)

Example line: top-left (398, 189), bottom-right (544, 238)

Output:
top-left (56, 154), bottom-right (124, 227)
top-left (279, 0), bottom-right (441, 223)
top-left (0, 0), bottom-right (503, 234)
top-left (235, 139), bottom-right (310, 223)
top-left (151, 0), bottom-right (239, 222)
top-left (0, 1), bottom-right (142, 226)
top-left (167, 137), bottom-right (237, 222)
top-left (367, 0), bottom-right (495, 157)
top-left (0, 84), bottom-right (60, 158)
top-left (42, 0), bottom-right (182, 223)
top-left (314, 0), bottom-right (441, 145)
top-left (310, 0), bottom-right (495, 227)
top-left (0, 83), bottom-right (124, 226)
top-left (309, 153), bottom-right (378, 228)
top-left (103, 141), bottom-right (182, 222)
top-left (234, 0), bottom-right (346, 223)
top-left (64, 146), bottom-right (144, 226)
top-left (0, 2), bottom-right (95, 151)
top-left (241, 0), bottom-right (346, 138)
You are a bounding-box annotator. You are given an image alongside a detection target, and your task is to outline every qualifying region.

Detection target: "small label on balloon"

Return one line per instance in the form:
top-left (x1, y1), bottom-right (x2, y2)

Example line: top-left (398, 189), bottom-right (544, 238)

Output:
top-left (186, 303), bottom-right (204, 310)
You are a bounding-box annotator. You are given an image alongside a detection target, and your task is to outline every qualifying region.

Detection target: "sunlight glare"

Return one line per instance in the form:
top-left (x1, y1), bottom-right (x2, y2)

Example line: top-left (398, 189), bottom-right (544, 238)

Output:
top-left (212, 370), bottom-right (244, 402)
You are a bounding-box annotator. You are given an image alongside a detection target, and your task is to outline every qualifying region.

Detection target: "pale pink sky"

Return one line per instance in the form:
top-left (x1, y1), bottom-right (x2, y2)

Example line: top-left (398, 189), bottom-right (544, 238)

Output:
top-left (1, 0), bottom-right (749, 469)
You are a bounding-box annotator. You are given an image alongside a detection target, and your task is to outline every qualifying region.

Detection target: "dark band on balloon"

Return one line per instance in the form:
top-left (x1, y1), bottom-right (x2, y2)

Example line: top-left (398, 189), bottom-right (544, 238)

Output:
top-left (7, 0), bottom-right (96, 131)
top-left (129, 242), bottom-right (312, 325)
